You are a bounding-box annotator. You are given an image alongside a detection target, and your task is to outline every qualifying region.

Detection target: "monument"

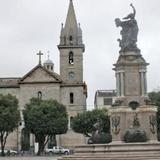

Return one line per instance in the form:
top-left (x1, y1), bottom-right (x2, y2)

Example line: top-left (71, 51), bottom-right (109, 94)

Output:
top-left (110, 3), bottom-right (158, 142)
top-left (59, 4), bottom-right (160, 160)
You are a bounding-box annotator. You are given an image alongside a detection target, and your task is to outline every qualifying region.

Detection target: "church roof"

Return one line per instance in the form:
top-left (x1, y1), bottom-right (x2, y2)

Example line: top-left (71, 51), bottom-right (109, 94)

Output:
top-left (0, 64), bottom-right (62, 87)
top-left (95, 90), bottom-right (117, 97)
top-left (0, 78), bottom-right (20, 88)
top-left (20, 64), bottom-right (62, 83)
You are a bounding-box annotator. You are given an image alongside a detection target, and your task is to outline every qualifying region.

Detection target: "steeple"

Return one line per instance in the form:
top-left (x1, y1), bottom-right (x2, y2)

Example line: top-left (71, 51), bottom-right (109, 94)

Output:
top-left (65, 0), bottom-right (78, 31)
top-left (59, 0), bottom-right (84, 49)
top-left (58, 0), bottom-right (85, 83)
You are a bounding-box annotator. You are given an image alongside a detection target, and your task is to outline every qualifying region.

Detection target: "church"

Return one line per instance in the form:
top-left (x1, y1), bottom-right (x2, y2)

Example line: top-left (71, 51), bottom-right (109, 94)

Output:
top-left (0, 0), bottom-right (87, 150)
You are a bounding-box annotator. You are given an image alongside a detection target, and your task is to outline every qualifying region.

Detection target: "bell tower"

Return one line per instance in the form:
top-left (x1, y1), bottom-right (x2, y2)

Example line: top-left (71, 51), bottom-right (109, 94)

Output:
top-left (58, 0), bottom-right (85, 84)
top-left (57, 0), bottom-right (87, 146)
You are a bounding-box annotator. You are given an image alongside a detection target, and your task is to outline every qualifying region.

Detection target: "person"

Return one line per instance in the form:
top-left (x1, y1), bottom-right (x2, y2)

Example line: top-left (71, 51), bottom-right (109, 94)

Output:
top-left (115, 4), bottom-right (139, 52)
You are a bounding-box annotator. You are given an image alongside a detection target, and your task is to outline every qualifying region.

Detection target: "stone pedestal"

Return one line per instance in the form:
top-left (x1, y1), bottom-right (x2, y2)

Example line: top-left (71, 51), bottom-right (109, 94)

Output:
top-left (111, 50), bottom-right (158, 143)
top-left (113, 51), bottom-right (149, 105)
top-left (109, 105), bottom-right (158, 142)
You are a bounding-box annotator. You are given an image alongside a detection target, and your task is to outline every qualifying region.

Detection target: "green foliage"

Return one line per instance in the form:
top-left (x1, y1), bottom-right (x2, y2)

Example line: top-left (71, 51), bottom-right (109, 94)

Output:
top-left (0, 94), bottom-right (20, 156)
top-left (23, 98), bottom-right (68, 154)
top-left (47, 135), bottom-right (56, 148)
top-left (71, 109), bottom-right (110, 137)
top-left (148, 91), bottom-right (160, 107)
top-left (148, 91), bottom-right (160, 136)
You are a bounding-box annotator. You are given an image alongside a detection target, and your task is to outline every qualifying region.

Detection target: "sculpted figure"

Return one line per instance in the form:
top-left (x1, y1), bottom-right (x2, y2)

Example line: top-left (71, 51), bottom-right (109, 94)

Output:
top-left (115, 4), bottom-right (139, 52)
top-left (87, 118), bottom-right (112, 144)
top-left (124, 113), bottom-right (147, 143)
top-left (93, 118), bottom-right (103, 134)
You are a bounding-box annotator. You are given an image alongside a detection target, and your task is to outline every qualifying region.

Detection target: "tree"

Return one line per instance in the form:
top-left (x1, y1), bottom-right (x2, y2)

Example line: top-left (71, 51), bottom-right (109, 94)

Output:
top-left (0, 94), bottom-right (20, 156)
top-left (148, 91), bottom-right (160, 138)
top-left (71, 109), bottom-right (110, 137)
top-left (23, 98), bottom-right (68, 155)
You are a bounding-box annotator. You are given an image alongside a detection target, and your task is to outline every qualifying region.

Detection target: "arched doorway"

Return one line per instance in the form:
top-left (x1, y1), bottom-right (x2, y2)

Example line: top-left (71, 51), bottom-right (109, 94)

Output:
top-left (21, 128), bottom-right (30, 151)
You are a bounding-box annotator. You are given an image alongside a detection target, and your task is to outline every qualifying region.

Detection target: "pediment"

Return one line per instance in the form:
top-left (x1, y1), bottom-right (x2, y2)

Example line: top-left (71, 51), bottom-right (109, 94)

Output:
top-left (20, 65), bottom-right (62, 83)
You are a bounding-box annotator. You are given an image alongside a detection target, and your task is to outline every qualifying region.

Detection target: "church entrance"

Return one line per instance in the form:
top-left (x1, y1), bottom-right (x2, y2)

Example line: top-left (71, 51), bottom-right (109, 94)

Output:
top-left (21, 128), bottom-right (30, 151)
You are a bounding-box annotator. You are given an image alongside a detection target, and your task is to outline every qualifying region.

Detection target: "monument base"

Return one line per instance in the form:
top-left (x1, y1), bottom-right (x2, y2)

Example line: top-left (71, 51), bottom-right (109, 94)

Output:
top-left (58, 142), bottom-right (160, 160)
top-left (109, 105), bottom-right (157, 142)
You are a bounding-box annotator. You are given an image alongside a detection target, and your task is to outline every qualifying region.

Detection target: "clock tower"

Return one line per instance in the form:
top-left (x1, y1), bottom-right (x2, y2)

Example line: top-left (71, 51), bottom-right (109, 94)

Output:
top-left (57, 0), bottom-right (87, 146)
top-left (58, 0), bottom-right (85, 84)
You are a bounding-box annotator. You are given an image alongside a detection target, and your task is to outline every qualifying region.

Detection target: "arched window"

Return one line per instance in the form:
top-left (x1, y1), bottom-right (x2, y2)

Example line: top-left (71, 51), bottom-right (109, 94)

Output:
top-left (21, 128), bottom-right (30, 151)
top-left (69, 36), bottom-right (73, 41)
top-left (70, 116), bottom-right (74, 123)
top-left (69, 52), bottom-right (74, 64)
top-left (64, 36), bottom-right (66, 45)
top-left (38, 91), bottom-right (42, 100)
top-left (70, 93), bottom-right (74, 104)
top-left (70, 116), bottom-right (74, 129)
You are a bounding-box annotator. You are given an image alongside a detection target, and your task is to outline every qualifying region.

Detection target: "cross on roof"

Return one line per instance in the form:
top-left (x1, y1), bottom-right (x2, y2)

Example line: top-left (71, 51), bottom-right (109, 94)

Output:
top-left (37, 50), bottom-right (43, 65)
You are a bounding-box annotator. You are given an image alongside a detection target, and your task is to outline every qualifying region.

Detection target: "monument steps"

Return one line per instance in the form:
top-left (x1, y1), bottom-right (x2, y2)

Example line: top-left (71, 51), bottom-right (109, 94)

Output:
top-left (58, 142), bottom-right (160, 160)
top-left (61, 157), bottom-right (160, 160)
top-left (60, 153), bottom-right (160, 160)
top-left (75, 152), bottom-right (160, 157)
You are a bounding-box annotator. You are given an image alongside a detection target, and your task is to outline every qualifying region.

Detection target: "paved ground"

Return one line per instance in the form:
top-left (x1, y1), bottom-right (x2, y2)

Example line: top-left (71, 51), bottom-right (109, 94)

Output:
top-left (0, 156), bottom-right (60, 160)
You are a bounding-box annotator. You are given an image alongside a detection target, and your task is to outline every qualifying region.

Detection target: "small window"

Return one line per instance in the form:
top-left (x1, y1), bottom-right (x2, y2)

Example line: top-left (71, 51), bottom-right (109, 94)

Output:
top-left (69, 36), bottom-right (73, 41)
top-left (104, 98), bottom-right (112, 105)
top-left (70, 117), bottom-right (74, 124)
top-left (70, 116), bottom-right (74, 129)
top-left (38, 91), bottom-right (42, 100)
top-left (70, 93), bottom-right (74, 104)
top-left (51, 66), bottom-right (53, 70)
top-left (69, 52), bottom-right (74, 64)
top-left (64, 36), bottom-right (66, 44)
top-left (47, 65), bottom-right (49, 69)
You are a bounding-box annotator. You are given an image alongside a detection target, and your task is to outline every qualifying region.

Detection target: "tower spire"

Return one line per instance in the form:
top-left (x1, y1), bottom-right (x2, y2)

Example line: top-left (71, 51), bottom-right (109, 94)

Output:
top-left (58, 0), bottom-right (85, 83)
top-left (65, 0), bottom-right (78, 29)
top-left (59, 0), bottom-right (84, 47)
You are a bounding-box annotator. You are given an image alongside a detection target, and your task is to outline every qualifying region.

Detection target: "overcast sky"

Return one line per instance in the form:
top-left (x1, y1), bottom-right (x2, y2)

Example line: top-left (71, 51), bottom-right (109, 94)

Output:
top-left (0, 0), bottom-right (160, 110)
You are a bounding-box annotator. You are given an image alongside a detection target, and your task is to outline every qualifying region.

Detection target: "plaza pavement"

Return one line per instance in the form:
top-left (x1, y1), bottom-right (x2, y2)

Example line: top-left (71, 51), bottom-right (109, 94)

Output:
top-left (0, 156), bottom-right (60, 160)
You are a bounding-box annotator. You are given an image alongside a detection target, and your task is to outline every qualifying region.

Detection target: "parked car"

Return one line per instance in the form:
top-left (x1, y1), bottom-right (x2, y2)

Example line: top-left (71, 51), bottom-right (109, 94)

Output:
top-left (0, 149), bottom-right (9, 155)
top-left (0, 149), bottom-right (17, 156)
top-left (45, 146), bottom-right (70, 155)
top-left (9, 149), bottom-right (18, 156)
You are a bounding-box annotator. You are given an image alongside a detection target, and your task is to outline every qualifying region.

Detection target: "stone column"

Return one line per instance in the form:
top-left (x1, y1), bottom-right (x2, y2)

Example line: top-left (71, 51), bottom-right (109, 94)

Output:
top-left (139, 70), bottom-right (146, 96)
top-left (120, 72), bottom-right (125, 96)
top-left (141, 72), bottom-right (145, 96)
top-left (116, 71), bottom-right (125, 97)
top-left (116, 73), bottom-right (120, 96)
top-left (144, 72), bottom-right (147, 96)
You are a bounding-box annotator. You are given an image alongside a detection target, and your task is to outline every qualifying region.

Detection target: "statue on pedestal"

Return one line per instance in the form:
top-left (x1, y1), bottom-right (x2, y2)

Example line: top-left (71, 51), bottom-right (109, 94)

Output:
top-left (115, 4), bottom-right (139, 52)
top-left (88, 118), bottom-right (112, 144)
top-left (124, 113), bottom-right (147, 143)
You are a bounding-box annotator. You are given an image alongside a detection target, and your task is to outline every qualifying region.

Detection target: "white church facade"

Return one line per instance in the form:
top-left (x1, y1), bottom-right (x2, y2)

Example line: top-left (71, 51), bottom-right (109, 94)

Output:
top-left (0, 0), bottom-right (87, 150)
